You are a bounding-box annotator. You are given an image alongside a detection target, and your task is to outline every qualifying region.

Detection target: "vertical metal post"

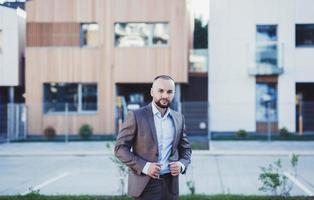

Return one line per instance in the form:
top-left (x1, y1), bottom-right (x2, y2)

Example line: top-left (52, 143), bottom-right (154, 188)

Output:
top-left (65, 103), bottom-right (69, 143)
top-left (7, 103), bottom-right (14, 143)
top-left (299, 97), bottom-right (303, 135)
top-left (267, 102), bottom-right (271, 142)
top-left (24, 104), bottom-right (27, 139)
top-left (15, 104), bottom-right (19, 140)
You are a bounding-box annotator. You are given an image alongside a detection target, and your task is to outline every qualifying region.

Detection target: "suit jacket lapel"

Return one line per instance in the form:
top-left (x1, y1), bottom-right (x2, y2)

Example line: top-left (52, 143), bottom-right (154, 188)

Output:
top-left (170, 109), bottom-right (180, 152)
top-left (145, 104), bottom-right (158, 145)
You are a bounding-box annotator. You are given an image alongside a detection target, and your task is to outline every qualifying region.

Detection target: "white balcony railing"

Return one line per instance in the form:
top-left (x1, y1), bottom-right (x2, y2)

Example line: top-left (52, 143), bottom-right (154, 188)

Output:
top-left (247, 42), bottom-right (284, 76)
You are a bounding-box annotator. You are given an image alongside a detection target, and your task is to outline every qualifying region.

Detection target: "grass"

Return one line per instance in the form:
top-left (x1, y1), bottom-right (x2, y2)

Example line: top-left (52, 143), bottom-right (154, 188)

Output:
top-left (0, 194), bottom-right (313, 200)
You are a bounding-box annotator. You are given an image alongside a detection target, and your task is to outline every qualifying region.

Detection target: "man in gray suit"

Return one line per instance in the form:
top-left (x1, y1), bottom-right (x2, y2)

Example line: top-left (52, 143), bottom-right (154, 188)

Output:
top-left (114, 75), bottom-right (191, 200)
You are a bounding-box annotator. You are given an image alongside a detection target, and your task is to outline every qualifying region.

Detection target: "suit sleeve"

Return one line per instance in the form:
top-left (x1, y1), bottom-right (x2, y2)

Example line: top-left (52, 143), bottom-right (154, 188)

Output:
top-left (178, 115), bottom-right (192, 174)
top-left (114, 111), bottom-right (147, 175)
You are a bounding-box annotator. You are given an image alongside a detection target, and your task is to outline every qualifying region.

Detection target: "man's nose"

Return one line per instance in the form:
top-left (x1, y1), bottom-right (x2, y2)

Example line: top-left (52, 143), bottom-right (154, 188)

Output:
top-left (161, 92), bottom-right (169, 99)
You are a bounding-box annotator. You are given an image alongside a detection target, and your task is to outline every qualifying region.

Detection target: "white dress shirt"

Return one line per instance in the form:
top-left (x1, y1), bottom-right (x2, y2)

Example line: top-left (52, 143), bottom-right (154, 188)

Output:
top-left (142, 102), bottom-right (185, 175)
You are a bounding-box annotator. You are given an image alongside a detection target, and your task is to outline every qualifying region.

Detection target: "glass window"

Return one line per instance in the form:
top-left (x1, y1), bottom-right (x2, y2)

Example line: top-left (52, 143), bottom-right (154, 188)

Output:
top-left (256, 44), bottom-right (277, 67)
top-left (115, 23), bottom-right (150, 47)
top-left (256, 25), bottom-right (278, 68)
top-left (256, 83), bottom-right (277, 122)
top-left (115, 22), bottom-right (169, 47)
top-left (296, 24), bottom-right (314, 47)
top-left (82, 84), bottom-right (97, 111)
top-left (44, 83), bottom-right (97, 113)
top-left (152, 23), bottom-right (169, 46)
top-left (256, 25), bottom-right (277, 42)
top-left (44, 83), bottom-right (78, 112)
top-left (80, 23), bottom-right (99, 47)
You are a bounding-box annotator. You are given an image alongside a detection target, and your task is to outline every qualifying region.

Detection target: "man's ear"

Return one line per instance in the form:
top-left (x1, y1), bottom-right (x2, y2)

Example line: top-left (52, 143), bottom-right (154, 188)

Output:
top-left (150, 88), bottom-right (153, 97)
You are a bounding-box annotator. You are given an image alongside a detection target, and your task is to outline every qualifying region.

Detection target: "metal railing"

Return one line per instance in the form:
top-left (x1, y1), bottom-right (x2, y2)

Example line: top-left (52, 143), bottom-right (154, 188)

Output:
top-left (0, 103), bottom-right (27, 142)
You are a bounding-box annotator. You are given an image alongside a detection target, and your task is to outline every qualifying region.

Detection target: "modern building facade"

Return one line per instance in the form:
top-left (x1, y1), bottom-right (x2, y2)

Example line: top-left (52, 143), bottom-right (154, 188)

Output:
top-left (0, 5), bottom-right (25, 103)
top-left (0, 6), bottom-right (25, 139)
top-left (25, 0), bottom-right (192, 136)
top-left (209, 0), bottom-right (314, 134)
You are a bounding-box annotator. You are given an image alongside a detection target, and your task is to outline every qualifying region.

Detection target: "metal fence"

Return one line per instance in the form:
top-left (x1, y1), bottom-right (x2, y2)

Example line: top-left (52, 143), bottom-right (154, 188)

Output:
top-left (1, 101), bottom-right (314, 142)
top-left (0, 103), bottom-right (27, 142)
top-left (181, 101), bottom-right (208, 135)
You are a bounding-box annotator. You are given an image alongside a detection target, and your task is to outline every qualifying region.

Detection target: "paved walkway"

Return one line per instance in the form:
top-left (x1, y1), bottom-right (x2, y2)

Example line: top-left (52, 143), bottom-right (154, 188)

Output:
top-left (1, 141), bottom-right (314, 196)
top-left (0, 141), bottom-right (313, 156)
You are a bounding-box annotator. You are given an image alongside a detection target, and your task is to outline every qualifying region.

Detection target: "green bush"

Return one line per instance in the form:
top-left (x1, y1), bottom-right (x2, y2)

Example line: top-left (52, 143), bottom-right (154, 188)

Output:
top-left (258, 154), bottom-right (299, 196)
top-left (79, 124), bottom-right (93, 139)
top-left (279, 127), bottom-right (291, 137)
top-left (235, 129), bottom-right (248, 138)
top-left (43, 126), bottom-right (56, 139)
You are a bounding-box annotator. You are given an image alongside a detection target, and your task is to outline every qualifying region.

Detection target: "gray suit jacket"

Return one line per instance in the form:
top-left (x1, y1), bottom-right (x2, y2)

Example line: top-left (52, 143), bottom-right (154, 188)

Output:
top-left (114, 103), bottom-right (191, 197)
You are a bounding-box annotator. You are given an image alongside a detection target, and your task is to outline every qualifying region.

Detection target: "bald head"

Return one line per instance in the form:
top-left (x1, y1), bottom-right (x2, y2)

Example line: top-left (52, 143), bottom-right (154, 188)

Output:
top-left (151, 75), bottom-right (175, 109)
top-left (152, 75), bottom-right (175, 88)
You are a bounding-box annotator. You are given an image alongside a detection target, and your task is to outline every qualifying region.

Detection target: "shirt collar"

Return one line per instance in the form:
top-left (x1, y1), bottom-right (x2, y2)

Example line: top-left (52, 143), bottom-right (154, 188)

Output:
top-left (152, 101), bottom-right (171, 118)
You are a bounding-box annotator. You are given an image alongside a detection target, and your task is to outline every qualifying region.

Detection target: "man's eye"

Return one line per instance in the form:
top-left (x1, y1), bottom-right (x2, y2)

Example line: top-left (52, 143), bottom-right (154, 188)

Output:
top-left (167, 91), bottom-right (173, 94)
top-left (159, 90), bottom-right (164, 93)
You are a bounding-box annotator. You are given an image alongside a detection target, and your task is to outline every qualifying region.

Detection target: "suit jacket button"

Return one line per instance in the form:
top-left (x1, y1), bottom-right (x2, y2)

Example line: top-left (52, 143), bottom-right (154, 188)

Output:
top-left (155, 153), bottom-right (158, 157)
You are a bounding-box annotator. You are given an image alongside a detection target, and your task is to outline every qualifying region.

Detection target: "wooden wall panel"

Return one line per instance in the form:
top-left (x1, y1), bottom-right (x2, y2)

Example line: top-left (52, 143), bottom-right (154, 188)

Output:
top-left (113, 0), bottom-right (189, 83)
top-left (114, 48), bottom-right (171, 83)
top-left (25, 0), bottom-right (191, 135)
top-left (26, 0), bottom-right (99, 22)
top-left (256, 122), bottom-right (278, 133)
top-left (27, 23), bottom-right (80, 46)
top-left (256, 76), bottom-right (278, 83)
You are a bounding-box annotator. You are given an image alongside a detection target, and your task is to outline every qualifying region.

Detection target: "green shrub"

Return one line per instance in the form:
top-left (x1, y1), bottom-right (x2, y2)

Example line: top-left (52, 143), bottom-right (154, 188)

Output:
top-left (258, 154), bottom-right (299, 196)
top-left (43, 126), bottom-right (56, 139)
top-left (235, 129), bottom-right (248, 138)
top-left (279, 127), bottom-right (291, 137)
top-left (79, 124), bottom-right (93, 139)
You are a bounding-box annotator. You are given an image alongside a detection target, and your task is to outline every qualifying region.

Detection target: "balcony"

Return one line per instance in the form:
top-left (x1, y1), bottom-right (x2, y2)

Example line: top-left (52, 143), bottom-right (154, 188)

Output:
top-left (189, 49), bottom-right (208, 74)
top-left (247, 42), bottom-right (284, 76)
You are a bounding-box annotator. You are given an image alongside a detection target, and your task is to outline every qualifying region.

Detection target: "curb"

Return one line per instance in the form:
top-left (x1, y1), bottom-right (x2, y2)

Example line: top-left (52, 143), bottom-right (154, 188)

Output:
top-left (1, 150), bottom-right (314, 157)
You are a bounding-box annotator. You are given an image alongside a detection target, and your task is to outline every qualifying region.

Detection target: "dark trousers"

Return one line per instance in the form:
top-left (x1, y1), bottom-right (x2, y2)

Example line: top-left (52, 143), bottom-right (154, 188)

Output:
top-left (135, 174), bottom-right (178, 200)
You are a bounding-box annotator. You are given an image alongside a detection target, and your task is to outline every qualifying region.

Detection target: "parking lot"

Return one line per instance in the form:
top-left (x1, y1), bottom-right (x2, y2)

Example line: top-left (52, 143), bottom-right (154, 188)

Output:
top-left (0, 141), bottom-right (314, 196)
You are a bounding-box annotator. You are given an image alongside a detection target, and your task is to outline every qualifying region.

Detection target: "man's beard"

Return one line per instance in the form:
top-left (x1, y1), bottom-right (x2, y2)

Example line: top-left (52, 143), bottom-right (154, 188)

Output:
top-left (155, 99), bottom-right (171, 109)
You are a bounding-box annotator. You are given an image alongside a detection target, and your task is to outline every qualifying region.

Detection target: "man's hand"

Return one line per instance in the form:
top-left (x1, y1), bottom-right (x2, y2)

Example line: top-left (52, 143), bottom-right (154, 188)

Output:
top-left (147, 163), bottom-right (162, 179)
top-left (169, 162), bottom-right (181, 176)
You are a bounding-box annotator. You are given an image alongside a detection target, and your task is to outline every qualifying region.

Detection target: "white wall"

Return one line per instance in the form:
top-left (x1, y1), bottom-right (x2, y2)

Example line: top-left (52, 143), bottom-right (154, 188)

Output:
top-left (0, 6), bottom-right (25, 86)
top-left (209, 0), bottom-right (314, 132)
top-left (209, 0), bottom-right (256, 132)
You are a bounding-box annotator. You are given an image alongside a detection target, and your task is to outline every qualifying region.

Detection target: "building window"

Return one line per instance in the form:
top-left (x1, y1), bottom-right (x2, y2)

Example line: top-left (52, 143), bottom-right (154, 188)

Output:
top-left (43, 83), bottom-right (97, 113)
top-left (296, 24), bottom-right (314, 47)
top-left (256, 83), bottom-right (277, 122)
top-left (80, 23), bottom-right (99, 47)
top-left (0, 30), bottom-right (2, 53)
top-left (256, 25), bottom-right (278, 68)
top-left (114, 22), bottom-right (169, 47)
top-left (82, 84), bottom-right (97, 111)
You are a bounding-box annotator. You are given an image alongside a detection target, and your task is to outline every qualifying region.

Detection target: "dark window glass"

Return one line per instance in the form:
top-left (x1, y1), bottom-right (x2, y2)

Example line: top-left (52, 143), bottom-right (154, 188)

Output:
top-left (296, 24), bottom-right (314, 47)
top-left (44, 83), bottom-right (78, 112)
top-left (82, 84), bottom-right (97, 111)
top-left (44, 83), bottom-right (97, 113)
